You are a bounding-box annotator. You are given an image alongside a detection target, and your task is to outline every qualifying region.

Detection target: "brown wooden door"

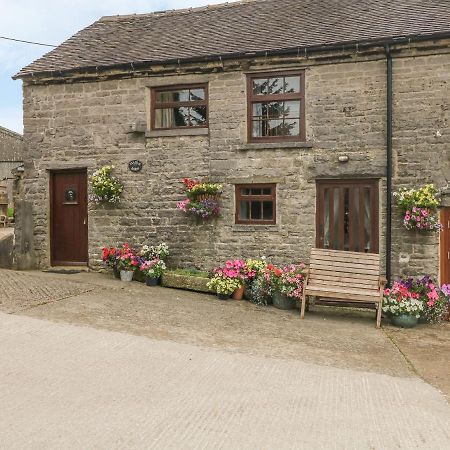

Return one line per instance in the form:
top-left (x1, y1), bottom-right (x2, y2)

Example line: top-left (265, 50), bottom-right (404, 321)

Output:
top-left (316, 179), bottom-right (379, 253)
top-left (440, 208), bottom-right (450, 285)
top-left (50, 170), bottom-right (88, 265)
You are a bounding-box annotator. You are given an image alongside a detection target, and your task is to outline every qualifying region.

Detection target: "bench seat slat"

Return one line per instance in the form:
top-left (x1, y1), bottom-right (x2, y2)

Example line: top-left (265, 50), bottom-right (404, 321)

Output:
top-left (311, 248), bottom-right (379, 261)
top-left (304, 286), bottom-right (380, 302)
top-left (308, 269), bottom-right (380, 282)
top-left (310, 263), bottom-right (379, 276)
top-left (311, 255), bottom-right (379, 267)
top-left (308, 278), bottom-right (379, 291)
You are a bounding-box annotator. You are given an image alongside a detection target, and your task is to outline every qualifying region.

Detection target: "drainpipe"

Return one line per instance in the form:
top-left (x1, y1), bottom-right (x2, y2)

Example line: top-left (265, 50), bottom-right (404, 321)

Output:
top-left (385, 44), bottom-right (393, 285)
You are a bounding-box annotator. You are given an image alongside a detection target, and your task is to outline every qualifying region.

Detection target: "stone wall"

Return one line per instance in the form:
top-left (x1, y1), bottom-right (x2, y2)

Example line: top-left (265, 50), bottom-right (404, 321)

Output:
top-left (17, 40), bottom-right (450, 279)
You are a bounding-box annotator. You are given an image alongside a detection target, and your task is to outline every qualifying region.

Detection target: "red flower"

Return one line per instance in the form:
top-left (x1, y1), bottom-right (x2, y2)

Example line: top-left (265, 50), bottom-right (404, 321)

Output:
top-left (267, 264), bottom-right (274, 270)
top-left (274, 268), bottom-right (282, 277)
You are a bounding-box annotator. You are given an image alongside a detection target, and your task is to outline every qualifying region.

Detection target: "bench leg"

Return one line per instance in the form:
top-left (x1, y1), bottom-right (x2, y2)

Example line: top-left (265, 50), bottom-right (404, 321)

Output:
top-left (376, 301), bottom-right (382, 328)
top-left (300, 291), bottom-right (306, 319)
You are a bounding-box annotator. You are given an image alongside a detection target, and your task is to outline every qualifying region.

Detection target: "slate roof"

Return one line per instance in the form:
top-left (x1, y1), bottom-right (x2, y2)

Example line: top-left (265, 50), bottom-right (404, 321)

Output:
top-left (15, 0), bottom-right (450, 79)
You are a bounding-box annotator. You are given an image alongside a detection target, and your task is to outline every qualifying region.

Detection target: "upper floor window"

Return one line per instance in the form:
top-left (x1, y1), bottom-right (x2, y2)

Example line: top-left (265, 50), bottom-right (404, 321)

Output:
top-left (151, 84), bottom-right (208, 129)
top-left (247, 71), bottom-right (305, 142)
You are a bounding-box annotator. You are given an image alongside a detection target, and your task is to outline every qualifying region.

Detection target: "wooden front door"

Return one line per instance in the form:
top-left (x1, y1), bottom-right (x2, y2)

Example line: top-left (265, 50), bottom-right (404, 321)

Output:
top-left (440, 208), bottom-right (450, 285)
top-left (316, 179), bottom-right (379, 253)
top-left (50, 170), bottom-right (88, 265)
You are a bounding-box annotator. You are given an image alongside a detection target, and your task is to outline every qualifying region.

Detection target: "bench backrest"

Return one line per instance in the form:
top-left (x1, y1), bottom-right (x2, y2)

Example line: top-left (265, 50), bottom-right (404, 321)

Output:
top-left (308, 248), bottom-right (380, 290)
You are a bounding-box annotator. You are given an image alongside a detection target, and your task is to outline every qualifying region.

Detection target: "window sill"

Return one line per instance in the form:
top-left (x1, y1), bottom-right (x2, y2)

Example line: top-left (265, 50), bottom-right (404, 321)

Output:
top-left (237, 141), bottom-right (313, 151)
top-left (232, 224), bottom-right (281, 232)
top-left (145, 128), bottom-right (209, 138)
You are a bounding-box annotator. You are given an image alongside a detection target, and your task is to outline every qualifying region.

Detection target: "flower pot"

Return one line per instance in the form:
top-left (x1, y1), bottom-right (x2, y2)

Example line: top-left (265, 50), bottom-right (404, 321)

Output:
top-left (217, 293), bottom-right (230, 300)
top-left (113, 266), bottom-right (120, 279)
top-left (232, 285), bottom-right (245, 300)
top-left (272, 291), bottom-right (296, 310)
top-left (391, 314), bottom-right (418, 328)
top-left (244, 284), bottom-right (253, 301)
top-left (120, 270), bottom-right (134, 282)
top-left (145, 277), bottom-right (159, 286)
top-left (418, 315), bottom-right (429, 324)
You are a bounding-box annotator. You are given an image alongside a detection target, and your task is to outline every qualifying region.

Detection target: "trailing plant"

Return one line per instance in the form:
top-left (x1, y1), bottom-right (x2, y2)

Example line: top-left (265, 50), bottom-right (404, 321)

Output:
top-left (393, 184), bottom-right (441, 232)
top-left (382, 281), bottom-right (424, 318)
top-left (396, 276), bottom-right (449, 323)
top-left (249, 275), bottom-right (272, 306)
top-left (90, 165), bottom-right (123, 204)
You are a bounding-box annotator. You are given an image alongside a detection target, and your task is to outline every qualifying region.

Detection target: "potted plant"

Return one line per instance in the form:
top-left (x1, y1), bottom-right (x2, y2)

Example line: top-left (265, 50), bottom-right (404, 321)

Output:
top-left (393, 184), bottom-right (442, 232)
top-left (382, 281), bottom-right (424, 328)
top-left (101, 246), bottom-right (119, 278)
top-left (89, 165), bottom-right (124, 204)
top-left (211, 259), bottom-right (248, 300)
top-left (139, 258), bottom-right (166, 286)
top-left (116, 243), bottom-right (138, 282)
top-left (207, 274), bottom-right (241, 300)
top-left (243, 258), bottom-right (267, 300)
top-left (264, 263), bottom-right (306, 310)
top-left (177, 178), bottom-right (222, 221)
top-left (140, 243), bottom-right (170, 261)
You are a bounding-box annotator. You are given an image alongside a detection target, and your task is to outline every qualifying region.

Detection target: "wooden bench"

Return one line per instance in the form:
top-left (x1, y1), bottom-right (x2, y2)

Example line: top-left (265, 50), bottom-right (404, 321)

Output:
top-left (301, 248), bottom-right (386, 328)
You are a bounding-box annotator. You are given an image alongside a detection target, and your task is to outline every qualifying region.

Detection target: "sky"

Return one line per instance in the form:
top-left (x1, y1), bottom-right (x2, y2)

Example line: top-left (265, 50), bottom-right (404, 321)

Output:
top-left (0, 0), bottom-right (226, 134)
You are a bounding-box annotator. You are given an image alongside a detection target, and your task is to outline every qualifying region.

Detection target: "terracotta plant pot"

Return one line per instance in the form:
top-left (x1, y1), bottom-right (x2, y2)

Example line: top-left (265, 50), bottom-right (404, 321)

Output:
top-left (232, 285), bottom-right (245, 300)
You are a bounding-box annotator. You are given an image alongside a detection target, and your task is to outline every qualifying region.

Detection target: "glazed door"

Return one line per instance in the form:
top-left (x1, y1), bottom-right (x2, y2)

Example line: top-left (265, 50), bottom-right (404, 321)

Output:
top-left (50, 170), bottom-right (88, 265)
top-left (440, 208), bottom-right (450, 285)
top-left (316, 179), bottom-right (379, 253)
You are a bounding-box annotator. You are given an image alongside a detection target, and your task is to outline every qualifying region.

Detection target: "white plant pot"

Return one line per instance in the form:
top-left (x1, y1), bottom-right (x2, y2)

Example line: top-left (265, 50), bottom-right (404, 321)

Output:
top-left (120, 270), bottom-right (134, 282)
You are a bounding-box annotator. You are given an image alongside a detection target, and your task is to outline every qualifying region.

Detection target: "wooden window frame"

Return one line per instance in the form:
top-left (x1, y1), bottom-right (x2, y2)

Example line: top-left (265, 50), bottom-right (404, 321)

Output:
top-left (150, 83), bottom-right (208, 130)
top-left (235, 183), bottom-right (277, 225)
top-left (316, 179), bottom-right (379, 254)
top-left (247, 70), bottom-right (305, 143)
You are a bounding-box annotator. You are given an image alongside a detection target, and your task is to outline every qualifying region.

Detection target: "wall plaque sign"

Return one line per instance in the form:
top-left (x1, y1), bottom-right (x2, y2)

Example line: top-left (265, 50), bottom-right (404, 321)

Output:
top-left (128, 160), bottom-right (143, 172)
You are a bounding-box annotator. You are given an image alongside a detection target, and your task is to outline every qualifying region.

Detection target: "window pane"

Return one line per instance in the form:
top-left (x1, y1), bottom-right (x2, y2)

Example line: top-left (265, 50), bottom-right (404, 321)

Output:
top-left (283, 119), bottom-right (300, 136)
top-left (156, 89), bottom-right (189, 102)
top-left (250, 201), bottom-right (262, 219)
top-left (173, 107), bottom-right (190, 126)
top-left (268, 102), bottom-right (284, 118)
top-left (240, 201), bottom-right (250, 219)
top-left (263, 201), bottom-right (273, 220)
top-left (252, 103), bottom-right (264, 118)
top-left (252, 120), bottom-right (263, 137)
top-left (250, 188), bottom-right (262, 195)
top-left (252, 78), bottom-right (268, 95)
top-left (155, 108), bottom-right (175, 128)
top-left (267, 78), bottom-right (283, 95)
top-left (283, 101), bottom-right (300, 118)
top-left (262, 188), bottom-right (271, 195)
top-left (284, 76), bottom-right (300, 93)
top-left (267, 120), bottom-right (283, 136)
top-left (324, 188), bottom-right (330, 249)
top-left (242, 188), bottom-right (251, 195)
top-left (189, 88), bottom-right (205, 101)
top-left (333, 188), bottom-right (339, 249)
top-left (190, 106), bottom-right (207, 126)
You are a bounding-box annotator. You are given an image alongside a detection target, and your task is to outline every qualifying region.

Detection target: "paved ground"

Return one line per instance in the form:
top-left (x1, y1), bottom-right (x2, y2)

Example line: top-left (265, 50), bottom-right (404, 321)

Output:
top-left (0, 269), bottom-right (449, 449)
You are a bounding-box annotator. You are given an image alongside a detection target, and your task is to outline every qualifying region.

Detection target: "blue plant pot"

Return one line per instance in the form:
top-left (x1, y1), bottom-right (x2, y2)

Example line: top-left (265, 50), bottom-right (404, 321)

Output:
top-left (391, 314), bottom-right (418, 328)
top-left (145, 277), bottom-right (158, 286)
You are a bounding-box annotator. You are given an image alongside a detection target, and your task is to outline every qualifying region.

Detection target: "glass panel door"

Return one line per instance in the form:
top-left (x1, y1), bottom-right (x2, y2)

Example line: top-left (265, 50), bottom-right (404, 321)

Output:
top-left (316, 179), bottom-right (379, 253)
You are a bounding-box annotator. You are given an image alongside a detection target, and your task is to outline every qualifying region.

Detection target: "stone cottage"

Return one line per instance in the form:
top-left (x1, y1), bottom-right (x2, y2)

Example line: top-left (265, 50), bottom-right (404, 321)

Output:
top-left (0, 125), bottom-right (23, 210)
top-left (13, 0), bottom-right (450, 284)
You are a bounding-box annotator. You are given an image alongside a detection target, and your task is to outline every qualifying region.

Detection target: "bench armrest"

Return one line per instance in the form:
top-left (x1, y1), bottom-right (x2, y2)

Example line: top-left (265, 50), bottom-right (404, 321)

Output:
top-left (379, 277), bottom-right (387, 290)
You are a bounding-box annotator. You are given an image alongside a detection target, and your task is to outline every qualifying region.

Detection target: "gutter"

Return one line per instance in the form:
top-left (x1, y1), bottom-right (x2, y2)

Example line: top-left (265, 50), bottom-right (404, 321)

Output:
top-left (385, 44), bottom-right (393, 285)
top-left (13, 31), bottom-right (450, 81)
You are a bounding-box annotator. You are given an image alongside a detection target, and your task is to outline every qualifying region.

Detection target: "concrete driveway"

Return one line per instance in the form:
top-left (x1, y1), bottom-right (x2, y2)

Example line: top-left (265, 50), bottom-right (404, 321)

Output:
top-left (0, 269), bottom-right (449, 449)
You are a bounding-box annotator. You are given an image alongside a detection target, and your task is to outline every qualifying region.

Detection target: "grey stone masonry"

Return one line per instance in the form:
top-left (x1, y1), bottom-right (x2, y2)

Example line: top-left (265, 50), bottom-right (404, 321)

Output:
top-left (15, 39), bottom-right (450, 280)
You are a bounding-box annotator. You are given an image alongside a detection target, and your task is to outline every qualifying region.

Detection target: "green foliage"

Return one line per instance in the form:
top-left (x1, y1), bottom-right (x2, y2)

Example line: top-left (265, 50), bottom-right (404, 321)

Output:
top-left (90, 165), bottom-right (123, 204)
top-left (7, 207), bottom-right (13, 218)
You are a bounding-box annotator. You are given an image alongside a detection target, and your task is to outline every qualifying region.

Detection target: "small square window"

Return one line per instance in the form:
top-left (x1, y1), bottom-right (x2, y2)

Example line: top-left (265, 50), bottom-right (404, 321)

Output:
top-left (235, 184), bottom-right (276, 224)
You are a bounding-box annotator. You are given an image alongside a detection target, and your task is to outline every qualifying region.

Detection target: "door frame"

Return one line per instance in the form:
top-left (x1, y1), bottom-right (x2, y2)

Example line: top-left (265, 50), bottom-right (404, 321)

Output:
top-left (315, 178), bottom-right (380, 253)
top-left (440, 207), bottom-right (450, 285)
top-left (49, 169), bottom-right (88, 266)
